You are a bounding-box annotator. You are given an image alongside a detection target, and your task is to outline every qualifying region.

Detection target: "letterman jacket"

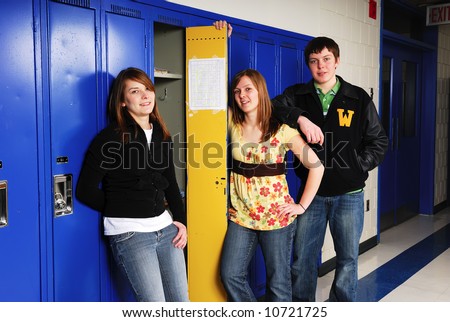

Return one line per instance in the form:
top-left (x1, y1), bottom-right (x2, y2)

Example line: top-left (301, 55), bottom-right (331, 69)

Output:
top-left (272, 75), bottom-right (388, 197)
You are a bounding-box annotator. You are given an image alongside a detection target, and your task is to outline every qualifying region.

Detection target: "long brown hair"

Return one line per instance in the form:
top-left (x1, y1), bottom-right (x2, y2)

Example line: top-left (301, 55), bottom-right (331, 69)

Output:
top-left (108, 67), bottom-right (170, 142)
top-left (230, 69), bottom-right (280, 142)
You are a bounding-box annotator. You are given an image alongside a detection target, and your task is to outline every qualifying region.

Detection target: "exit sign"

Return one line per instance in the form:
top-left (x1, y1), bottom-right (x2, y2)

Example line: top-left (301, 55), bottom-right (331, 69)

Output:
top-left (427, 3), bottom-right (450, 26)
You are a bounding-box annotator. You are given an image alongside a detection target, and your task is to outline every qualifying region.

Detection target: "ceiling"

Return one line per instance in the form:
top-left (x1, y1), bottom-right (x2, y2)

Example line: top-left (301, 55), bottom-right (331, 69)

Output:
top-left (411, 0), bottom-right (449, 6)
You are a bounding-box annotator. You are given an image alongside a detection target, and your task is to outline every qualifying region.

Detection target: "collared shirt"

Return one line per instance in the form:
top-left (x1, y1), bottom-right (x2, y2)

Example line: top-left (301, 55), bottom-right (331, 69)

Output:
top-left (315, 77), bottom-right (341, 115)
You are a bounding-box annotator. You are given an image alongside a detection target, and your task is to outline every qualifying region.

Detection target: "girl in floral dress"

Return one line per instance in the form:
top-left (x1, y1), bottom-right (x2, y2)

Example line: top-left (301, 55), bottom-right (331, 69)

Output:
top-left (220, 69), bottom-right (324, 301)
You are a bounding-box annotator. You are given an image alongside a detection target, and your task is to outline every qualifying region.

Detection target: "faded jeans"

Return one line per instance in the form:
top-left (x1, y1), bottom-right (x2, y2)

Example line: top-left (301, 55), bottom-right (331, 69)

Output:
top-left (220, 220), bottom-right (296, 301)
top-left (292, 192), bottom-right (364, 302)
top-left (108, 223), bottom-right (189, 302)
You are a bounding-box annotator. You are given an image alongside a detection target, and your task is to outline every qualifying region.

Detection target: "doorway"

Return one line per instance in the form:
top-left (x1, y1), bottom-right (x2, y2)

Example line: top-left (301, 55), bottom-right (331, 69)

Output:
top-left (379, 40), bottom-right (422, 231)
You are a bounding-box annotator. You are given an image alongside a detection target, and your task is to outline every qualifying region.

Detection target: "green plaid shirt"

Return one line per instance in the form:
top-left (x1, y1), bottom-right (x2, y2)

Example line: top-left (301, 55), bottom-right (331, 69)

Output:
top-left (315, 77), bottom-right (341, 115)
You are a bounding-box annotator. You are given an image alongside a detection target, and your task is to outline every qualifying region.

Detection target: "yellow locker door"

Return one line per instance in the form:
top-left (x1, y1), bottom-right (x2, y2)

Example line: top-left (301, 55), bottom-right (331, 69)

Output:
top-left (186, 26), bottom-right (228, 301)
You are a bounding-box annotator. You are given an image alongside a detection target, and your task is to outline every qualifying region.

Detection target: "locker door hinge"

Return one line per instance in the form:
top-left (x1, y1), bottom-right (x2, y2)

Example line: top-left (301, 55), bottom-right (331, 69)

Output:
top-left (145, 34), bottom-right (148, 48)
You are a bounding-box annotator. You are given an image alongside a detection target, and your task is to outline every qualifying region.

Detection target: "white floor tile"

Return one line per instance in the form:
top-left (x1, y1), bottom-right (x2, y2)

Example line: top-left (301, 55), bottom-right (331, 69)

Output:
top-left (315, 209), bottom-right (450, 302)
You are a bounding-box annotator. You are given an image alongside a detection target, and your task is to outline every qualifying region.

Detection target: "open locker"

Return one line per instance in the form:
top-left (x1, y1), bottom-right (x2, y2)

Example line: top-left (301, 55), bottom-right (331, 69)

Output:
top-left (153, 17), bottom-right (229, 301)
top-left (184, 25), bottom-right (229, 301)
top-left (150, 5), bottom-right (231, 299)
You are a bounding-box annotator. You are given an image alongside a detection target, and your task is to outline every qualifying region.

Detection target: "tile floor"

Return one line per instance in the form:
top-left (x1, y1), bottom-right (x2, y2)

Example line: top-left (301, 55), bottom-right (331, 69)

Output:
top-left (316, 208), bottom-right (450, 302)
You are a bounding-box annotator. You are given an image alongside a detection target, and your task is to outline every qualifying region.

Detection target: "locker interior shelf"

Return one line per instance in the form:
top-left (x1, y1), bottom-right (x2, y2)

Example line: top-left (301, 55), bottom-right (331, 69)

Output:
top-left (154, 69), bottom-right (182, 79)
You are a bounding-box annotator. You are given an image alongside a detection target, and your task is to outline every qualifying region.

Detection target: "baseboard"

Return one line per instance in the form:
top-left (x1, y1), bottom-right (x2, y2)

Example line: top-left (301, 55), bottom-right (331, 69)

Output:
top-left (433, 200), bottom-right (448, 214)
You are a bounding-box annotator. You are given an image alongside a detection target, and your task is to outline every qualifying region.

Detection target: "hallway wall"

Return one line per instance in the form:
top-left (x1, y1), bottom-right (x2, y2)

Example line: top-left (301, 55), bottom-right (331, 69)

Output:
top-left (435, 24), bottom-right (450, 207)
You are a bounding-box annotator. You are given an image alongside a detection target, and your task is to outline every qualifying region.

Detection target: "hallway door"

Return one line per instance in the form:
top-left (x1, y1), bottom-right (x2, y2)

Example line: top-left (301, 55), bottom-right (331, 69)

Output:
top-left (379, 40), bottom-right (422, 231)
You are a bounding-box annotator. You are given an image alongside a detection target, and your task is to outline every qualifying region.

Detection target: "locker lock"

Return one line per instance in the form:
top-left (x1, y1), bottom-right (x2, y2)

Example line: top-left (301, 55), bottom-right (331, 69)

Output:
top-left (54, 193), bottom-right (67, 211)
top-left (54, 174), bottom-right (73, 216)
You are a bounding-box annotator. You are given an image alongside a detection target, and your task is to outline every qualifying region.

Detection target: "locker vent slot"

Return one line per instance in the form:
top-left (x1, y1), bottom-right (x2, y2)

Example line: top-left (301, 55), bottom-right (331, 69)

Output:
top-left (257, 37), bottom-right (275, 45)
top-left (51, 0), bottom-right (90, 8)
top-left (233, 31), bottom-right (250, 40)
top-left (281, 42), bottom-right (296, 49)
top-left (157, 15), bottom-right (182, 26)
top-left (111, 5), bottom-right (142, 18)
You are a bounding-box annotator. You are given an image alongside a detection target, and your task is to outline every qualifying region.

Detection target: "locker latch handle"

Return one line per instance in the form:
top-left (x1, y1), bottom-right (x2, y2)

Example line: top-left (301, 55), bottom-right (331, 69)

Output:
top-left (54, 174), bottom-right (73, 217)
top-left (0, 181), bottom-right (7, 228)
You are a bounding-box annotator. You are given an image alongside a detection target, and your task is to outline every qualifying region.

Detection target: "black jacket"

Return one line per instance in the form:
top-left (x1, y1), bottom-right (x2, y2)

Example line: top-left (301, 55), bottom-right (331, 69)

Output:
top-left (272, 76), bottom-right (388, 196)
top-left (76, 116), bottom-right (186, 224)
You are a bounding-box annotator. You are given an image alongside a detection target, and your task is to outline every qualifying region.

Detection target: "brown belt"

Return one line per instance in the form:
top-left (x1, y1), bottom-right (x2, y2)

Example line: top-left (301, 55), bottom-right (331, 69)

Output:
top-left (232, 159), bottom-right (286, 178)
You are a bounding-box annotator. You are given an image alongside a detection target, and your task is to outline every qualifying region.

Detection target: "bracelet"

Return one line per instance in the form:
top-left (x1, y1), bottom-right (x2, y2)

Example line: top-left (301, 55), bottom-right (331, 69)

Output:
top-left (299, 203), bottom-right (306, 211)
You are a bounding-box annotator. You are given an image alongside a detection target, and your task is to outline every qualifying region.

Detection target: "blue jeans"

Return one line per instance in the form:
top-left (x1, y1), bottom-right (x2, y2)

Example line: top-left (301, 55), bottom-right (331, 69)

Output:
top-left (292, 192), bottom-right (364, 302)
top-left (220, 220), bottom-right (296, 302)
top-left (108, 223), bottom-right (189, 302)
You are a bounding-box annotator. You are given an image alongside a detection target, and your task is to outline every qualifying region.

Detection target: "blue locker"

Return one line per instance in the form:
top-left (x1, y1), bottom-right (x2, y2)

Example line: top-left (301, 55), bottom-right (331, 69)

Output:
top-left (253, 35), bottom-right (278, 298)
top-left (228, 27), bottom-right (307, 299)
top-left (47, 0), bottom-right (103, 301)
top-left (102, 1), bottom-right (149, 301)
top-left (279, 39), bottom-right (306, 203)
top-left (280, 43), bottom-right (301, 96)
top-left (254, 35), bottom-right (277, 97)
top-left (44, 0), bottom-right (150, 301)
top-left (0, 0), bottom-right (41, 301)
top-left (229, 26), bottom-right (252, 80)
top-left (104, 6), bottom-right (147, 82)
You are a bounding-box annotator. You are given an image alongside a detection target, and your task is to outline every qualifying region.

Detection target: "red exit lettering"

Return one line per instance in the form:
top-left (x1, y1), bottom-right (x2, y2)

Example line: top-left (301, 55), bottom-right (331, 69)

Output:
top-left (429, 5), bottom-right (450, 24)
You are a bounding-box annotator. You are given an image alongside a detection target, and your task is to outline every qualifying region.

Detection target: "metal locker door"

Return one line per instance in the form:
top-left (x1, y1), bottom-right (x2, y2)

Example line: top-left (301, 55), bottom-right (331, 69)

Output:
top-left (229, 26), bottom-right (252, 79)
top-left (105, 5), bottom-right (147, 88)
top-left (279, 41), bottom-right (304, 212)
top-left (279, 42), bottom-right (302, 96)
top-left (0, 0), bottom-right (41, 301)
top-left (185, 26), bottom-right (228, 301)
top-left (246, 34), bottom-right (279, 299)
top-left (254, 35), bottom-right (277, 97)
top-left (47, 0), bottom-right (102, 301)
top-left (103, 2), bottom-right (148, 301)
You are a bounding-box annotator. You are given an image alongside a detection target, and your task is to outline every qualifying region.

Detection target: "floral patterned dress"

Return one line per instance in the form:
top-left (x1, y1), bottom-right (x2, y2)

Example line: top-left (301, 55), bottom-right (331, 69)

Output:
top-left (229, 122), bottom-right (300, 231)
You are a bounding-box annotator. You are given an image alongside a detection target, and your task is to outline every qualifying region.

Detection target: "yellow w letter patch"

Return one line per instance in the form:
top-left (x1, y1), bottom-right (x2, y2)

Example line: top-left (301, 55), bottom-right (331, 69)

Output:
top-left (337, 108), bottom-right (355, 127)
